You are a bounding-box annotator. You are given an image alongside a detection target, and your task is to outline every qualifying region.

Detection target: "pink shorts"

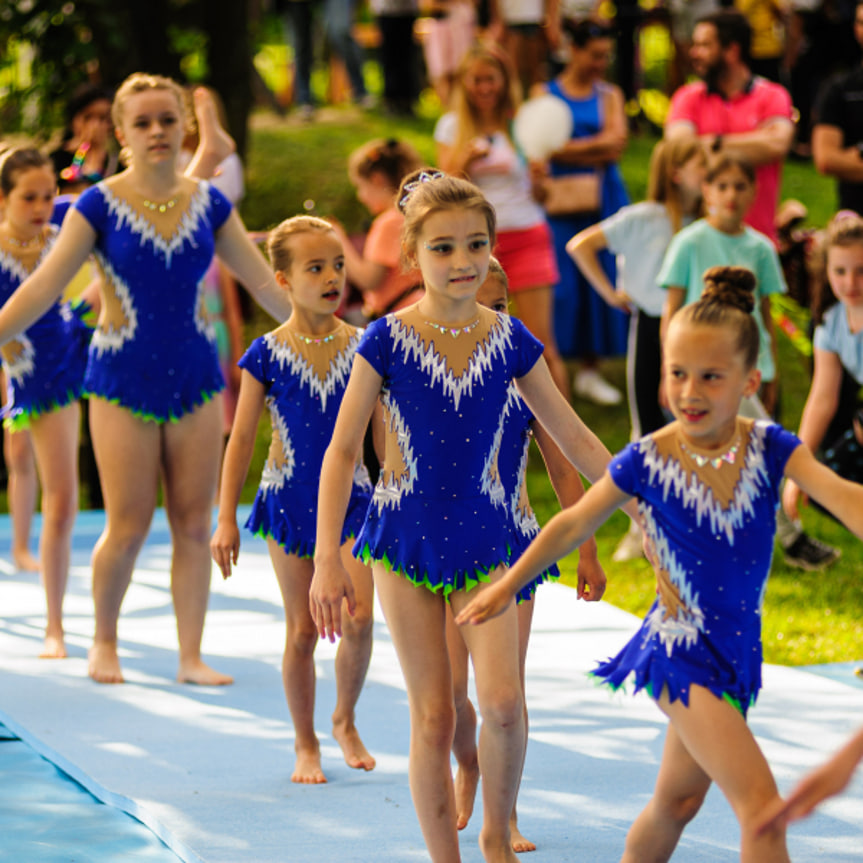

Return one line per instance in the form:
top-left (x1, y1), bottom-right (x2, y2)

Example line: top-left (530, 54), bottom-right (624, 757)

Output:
top-left (493, 222), bottom-right (559, 292)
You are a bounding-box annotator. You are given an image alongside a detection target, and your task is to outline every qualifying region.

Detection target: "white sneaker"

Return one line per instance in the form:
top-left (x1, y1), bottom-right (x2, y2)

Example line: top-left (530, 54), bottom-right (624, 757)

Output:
top-left (612, 524), bottom-right (644, 562)
top-left (573, 369), bottom-right (623, 406)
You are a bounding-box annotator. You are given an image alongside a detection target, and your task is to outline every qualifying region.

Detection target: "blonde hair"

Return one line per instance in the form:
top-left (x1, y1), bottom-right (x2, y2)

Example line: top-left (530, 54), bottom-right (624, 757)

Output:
top-left (396, 169), bottom-right (496, 266)
top-left (487, 256), bottom-right (508, 289)
top-left (449, 45), bottom-right (521, 166)
top-left (646, 138), bottom-right (705, 232)
top-left (267, 215), bottom-right (336, 274)
top-left (674, 265), bottom-right (760, 370)
top-left (813, 211), bottom-right (863, 323)
top-left (348, 138), bottom-right (423, 191)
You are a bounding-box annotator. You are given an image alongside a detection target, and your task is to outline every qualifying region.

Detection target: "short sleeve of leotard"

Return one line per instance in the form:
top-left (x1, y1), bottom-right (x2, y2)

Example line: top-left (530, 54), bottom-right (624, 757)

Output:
top-left (74, 183), bottom-right (108, 232)
top-left (509, 316), bottom-right (545, 378)
top-left (608, 441), bottom-right (643, 497)
top-left (355, 316), bottom-right (391, 379)
top-left (237, 336), bottom-right (270, 388)
top-left (204, 181), bottom-right (233, 232)
top-left (761, 421), bottom-right (802, 480)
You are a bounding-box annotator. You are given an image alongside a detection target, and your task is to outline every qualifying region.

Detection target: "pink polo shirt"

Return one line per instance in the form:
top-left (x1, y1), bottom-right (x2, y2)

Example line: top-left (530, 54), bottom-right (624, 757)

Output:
top-left (666, 77), bottom-right (793, 243)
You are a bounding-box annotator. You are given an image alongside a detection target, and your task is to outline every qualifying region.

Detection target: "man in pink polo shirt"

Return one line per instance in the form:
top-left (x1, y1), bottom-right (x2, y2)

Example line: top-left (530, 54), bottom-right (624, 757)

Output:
top-left (664, 9), bottom-right (794, 243)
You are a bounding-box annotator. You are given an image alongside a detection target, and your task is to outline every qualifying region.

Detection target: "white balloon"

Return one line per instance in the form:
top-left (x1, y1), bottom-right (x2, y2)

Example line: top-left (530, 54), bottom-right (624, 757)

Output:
top-left (512, 95), bottom-right (574, 162)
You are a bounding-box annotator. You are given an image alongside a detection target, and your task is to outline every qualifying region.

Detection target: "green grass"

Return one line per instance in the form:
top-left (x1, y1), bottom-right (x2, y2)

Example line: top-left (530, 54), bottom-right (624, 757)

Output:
top-left (236, 107), bottom-right (863, 667)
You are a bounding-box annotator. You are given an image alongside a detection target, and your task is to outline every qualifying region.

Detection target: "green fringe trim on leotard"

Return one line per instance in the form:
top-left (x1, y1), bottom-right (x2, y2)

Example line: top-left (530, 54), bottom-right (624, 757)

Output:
top-left (249, 525), bottom-right (360, 561)
top-left (3, 385), bottom-right (82, 432)
top-left (85, 386), bottom-right (220, 425)
top-left (356, 543), bottom-right (499, 602)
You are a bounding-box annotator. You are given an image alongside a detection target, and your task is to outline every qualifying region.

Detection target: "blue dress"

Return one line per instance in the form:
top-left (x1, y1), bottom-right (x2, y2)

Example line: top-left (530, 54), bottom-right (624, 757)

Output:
top-left (241, 320), bottom-right (372, 557)
top-left (353, 305), bottom-right (544, 598)
top-left (75, 179), bottom-right (232, 422)
top-left (0, 228), bottom-right (90, 430)
top-left (546, 79), bottom-right (629, 359)
top-left (500, 384), bottom-right (560, 603)
top-left (593, 418), bottom-right (801, 715)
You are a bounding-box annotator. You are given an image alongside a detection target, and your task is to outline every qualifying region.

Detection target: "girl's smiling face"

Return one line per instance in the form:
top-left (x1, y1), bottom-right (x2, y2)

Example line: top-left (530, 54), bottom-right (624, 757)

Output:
top-left (664, 320), bottom-right (761, 450)
top-left (826, 243), bottom-right (863, 309)
top-left (413, 207), bottom-right (491, 308)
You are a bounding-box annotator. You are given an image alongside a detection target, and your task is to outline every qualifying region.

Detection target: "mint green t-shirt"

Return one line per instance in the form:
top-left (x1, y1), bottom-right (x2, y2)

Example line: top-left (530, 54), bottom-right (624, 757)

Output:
top-left (657, 220), bottom-right (786, 382)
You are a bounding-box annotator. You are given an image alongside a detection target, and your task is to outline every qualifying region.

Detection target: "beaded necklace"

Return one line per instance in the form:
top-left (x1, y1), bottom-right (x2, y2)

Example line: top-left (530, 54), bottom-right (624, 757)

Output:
top-left (679, 435), bottom-right (740, 469)
top-left (424, 318), bottom-right (480, 338)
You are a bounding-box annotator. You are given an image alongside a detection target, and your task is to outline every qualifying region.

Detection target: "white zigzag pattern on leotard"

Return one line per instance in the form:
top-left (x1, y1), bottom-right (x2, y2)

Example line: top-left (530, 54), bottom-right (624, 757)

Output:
top-left (194, 279), bottom-right (216, 342)
top-left (635, 421), bottom-right (772, 655)
top-left (101, 182), bottom-right (215, 268)
top-left (263, 330), bottom-right (359, 414)
top-left (505, 387), bottom-right (539, 537)
top-left (3, 331), bottom-right (35, 384)
top-left (371, 390), bottom-right (417, 513)
top-left (388, 314), bottom-right (515, 411)
top-left (480, 382), bottom-right (516, 511)
top-left (90, 254), bottom-right (138, 356)
top-left (260, 399), bottom-right (295, 494)
top-left (0, 248), bottom-right (30, 287)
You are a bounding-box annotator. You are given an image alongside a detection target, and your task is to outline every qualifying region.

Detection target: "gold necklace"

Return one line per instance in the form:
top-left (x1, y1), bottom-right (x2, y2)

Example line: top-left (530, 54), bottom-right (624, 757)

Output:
top-left (141, 196), bottom-right (179, 213)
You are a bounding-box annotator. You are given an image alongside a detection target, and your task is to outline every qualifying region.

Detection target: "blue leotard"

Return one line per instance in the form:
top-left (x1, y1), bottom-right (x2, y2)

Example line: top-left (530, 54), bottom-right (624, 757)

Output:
top-left (0, 228), bottom-right (90, 430)
top-left (75, 178), bottom-right (232, 422)
top-left (353, 305), bottom-right (544, 598)
top-left (240, 320), bottom-right (372, 557)
top-left (593, 418), bottom-right (801, 715)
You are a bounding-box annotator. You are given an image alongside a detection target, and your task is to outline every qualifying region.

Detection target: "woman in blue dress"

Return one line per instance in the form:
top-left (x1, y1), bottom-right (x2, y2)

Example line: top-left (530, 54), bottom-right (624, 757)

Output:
top-left (458, 266), bottom-right (863, 863)
top-left (0, 74), bottom-right (290, 685)
top-left (536, 18), bottom-right (630, 405)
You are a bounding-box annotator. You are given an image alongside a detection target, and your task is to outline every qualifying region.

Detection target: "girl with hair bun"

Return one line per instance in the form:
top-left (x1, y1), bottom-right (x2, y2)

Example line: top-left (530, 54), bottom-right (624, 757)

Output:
top-left (311, 169), bottom-right (634, 863)
top-left (459, 263), bottom-right (863, 863)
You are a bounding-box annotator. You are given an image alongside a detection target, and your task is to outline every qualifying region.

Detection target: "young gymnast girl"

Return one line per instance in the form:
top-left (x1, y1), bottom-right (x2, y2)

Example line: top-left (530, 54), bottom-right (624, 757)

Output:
top-left (446, 257), bottom-right (606, 853)
top-left (458, 265), bottom-right (863, 863)
top-left (310, 170), bottom-right (635, 863)
top-left (0, 73), bottom-right (290, 685)
top-left (0, 148), bottom-right (91, 658)
top-left (211, 215), bottom-right (376, 784)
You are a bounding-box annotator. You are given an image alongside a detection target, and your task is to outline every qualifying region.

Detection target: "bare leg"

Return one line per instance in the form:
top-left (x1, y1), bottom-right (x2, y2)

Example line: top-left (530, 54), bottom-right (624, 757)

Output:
top-left (445, 607), bottom-right (480, 831)
top-left (184, 87), bottom-right (236, 181)
top-left (509, 286), bottom-right (569, 398)
top-left (5, 426), bottom-right (40, 571)
top-left (331, 542), bottom-right (376, 771)
top-left (269, 544), bottom-right (326, 783)
top-left (162, 397), bottom-right (232, 685)
top-left (622, 685), bottom-right (790, 863)
top-left (29, 404), bottom-right (80, 658)
top-left (451, 570), bottom-right (524, 863)
top-left (88, 399), bottom-right (161, 683)
top-left (373, 565), bottom-right (462, 863)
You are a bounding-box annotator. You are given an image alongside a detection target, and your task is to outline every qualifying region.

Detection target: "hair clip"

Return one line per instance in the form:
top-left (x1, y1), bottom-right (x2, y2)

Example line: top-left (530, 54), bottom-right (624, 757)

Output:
top-left (399, 170), bottom-right (444, 208)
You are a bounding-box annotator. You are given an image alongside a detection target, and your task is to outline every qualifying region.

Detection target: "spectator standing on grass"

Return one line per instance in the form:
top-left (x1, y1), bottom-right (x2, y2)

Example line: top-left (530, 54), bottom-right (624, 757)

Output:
top-left (371, 0), bottom-right (421, 117)
top-left (665, 9), bottom-right (794, 244)
top-left (812, 0), bottom-right (863, 213)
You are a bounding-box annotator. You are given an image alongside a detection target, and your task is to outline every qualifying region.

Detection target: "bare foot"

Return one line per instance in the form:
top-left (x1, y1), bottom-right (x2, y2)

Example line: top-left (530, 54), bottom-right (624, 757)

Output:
top-left (292, 746), bottom-right (327, 784)
top-left (509, 819), bottom-right (536, 853)
top-left (40, 633), bottom-right (67, 659)
top-left (454, 760), bottom-right (480, 830)
top-left (176, 658), bottom-right (233, 686)
top-left (194, 87), bottom-right (235, 165)
top-left (88, 641), bottom-right (124, 684)
top-left (479, 830), bottom-right (520, 863)
top-left (13, 549), bottom-right (40, 572)
top-left (332, 718), bottom-right (376, 771)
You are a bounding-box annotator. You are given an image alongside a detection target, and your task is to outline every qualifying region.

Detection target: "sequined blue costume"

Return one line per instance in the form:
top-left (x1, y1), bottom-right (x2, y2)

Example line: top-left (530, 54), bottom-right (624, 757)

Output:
top-left (0, 227), bottom-right (90, 430)
top-left (353, 305), bottom-right (544, 598)
top-left (74, 179), bottom-right (231, 422)
top-left (593, 418), bottom-right (801, 715)
top-left (241, 320), bottom-right (372, 557)
top-left (500, 385), bottom-right (560, 603)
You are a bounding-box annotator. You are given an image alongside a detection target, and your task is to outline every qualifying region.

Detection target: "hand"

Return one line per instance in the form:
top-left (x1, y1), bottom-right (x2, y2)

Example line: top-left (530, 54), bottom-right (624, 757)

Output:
top-left (309, 557), bottom-right (356, 642)
top-left (611, 288), bottom-right (633, 313)
top-left (210, 522), bottom-right (240, 579)
top-left (576, 552), bottom-right (606, 601)
top-left (454, 580), bottom-right (514, 626)
top-left (782, 478), bottom-right (806, 522)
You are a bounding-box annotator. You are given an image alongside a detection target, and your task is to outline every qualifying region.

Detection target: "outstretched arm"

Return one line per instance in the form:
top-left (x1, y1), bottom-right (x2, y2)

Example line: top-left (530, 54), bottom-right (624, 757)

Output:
top-left (456, 473), bottom-right (630, 625)
top-left (214, 212), bottom-right (292, 323)
top-left (0, 210), bottom-right (96, 345)
top-left (311, 357), bottom-right (382, 641)
top-left (758, 726), bottom-right (863, 833)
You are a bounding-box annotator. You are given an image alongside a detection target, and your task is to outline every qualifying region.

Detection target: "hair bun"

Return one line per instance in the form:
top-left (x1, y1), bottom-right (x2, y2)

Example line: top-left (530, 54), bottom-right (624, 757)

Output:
top-left (700, 266), bottom-right (756, 314)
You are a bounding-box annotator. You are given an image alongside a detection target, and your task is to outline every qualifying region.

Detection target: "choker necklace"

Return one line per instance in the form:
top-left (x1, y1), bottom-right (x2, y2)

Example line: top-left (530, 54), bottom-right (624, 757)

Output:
top-left (3, 232), bottom-right (41, 249)
top-left (294, 331), bottom-right (336, 345)
top-left (425, 318), bottom-right (480, 338)
top-left (679, 436), bottom-right (740, 469)
top-left (142, 196), bottom-right (179, 213)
